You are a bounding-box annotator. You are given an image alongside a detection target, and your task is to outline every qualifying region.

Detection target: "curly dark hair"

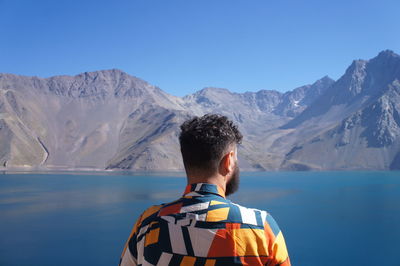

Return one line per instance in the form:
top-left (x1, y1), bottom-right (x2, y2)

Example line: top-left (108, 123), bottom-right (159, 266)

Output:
top-left (179, 114), bottom-right (243, 174)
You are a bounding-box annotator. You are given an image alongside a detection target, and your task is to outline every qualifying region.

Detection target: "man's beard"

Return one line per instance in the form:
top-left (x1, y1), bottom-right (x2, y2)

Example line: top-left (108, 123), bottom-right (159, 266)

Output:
top-left (225, 162), bottom-right (240, 196)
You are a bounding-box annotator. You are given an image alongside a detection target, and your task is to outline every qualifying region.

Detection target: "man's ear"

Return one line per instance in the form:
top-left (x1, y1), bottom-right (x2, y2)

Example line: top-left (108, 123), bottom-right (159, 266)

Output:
top-left (221, 151), bottom-right (234, 172)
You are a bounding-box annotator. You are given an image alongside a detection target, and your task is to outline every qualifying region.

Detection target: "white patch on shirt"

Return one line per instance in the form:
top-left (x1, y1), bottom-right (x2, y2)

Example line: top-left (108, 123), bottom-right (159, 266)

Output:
top-left (120, 248), bottom-right (137, 266)
top-left (187, 227), bottom-right (218, 257)
top-left (156, 252), bottom-right (173, 265)
top-left (180, 202), bottom-right (210, 213)
top-left (196, 213), bottom-right (206, 221)
top-left (260, 210), bottom-right (268, 224)
top-left (195, 183), bottom-right (203, 191)
top-left (184, 191), bottom-right (202, 197)
top-left (176, 218), bottom-right (191, 226)
top-left (137, 224), bottom-right (149, 239)
top-left (233, 203), bottom-right (258, 225)
top-left (160, 216), bottom-right (175, 223)
top-left (168, 223), bottom-right (187, 255)
top-left (136, 233), bottom-right (146, 265)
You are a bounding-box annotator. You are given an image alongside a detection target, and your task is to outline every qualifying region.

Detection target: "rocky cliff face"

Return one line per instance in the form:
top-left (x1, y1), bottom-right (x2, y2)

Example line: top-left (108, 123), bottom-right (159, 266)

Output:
top-left (282, 50), bottom-right (400, 130)
top-left (0, 50), bottom-right (399, 171)
top-left (0, 69), bottom-right (186, 170)
top-left (280, 50), bottom-right (400, 170)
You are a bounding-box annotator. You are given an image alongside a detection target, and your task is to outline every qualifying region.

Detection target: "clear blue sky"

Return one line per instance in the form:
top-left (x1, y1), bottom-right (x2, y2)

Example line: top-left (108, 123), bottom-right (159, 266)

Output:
top-left (1, 0), bottom-right (399, 96)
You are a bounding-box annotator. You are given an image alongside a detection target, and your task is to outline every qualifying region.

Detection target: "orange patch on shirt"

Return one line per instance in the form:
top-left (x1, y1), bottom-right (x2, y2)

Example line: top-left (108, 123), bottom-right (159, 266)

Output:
top-left (272, 231), bottom-right (289, 263)
top-left (233, 228), bottom-right (268, 256)
top-left (208, 228), bottom-right (269, 257)
top-left (279, 256), bottom-right (291, 266)
top-left (205, 259), bottom-right (216, 266)
top-left (142, 205), bottom-right (162, 220)
top-left (210, 200), bottom-right (227, 206)
top-left (225, 223), bottom-right (241, 230)
top-left (180, 256), bottom-right (196, 266)
top-left (144, 227), bottom-right (160, 247)
top-left (240, 256), bottom-right (264, 265)
top-left (263, 221), bottom-right (276, 255)
top-left (207, 229), bottom-right (237, 257)
top-left (183, 185), bottom-right (192, 195)
top-left (206, 207), bottom-right (229, 222)
top-left (158, 202), bottom-right (183, 216)
top-left (217, 186), bottom-right (226, 198)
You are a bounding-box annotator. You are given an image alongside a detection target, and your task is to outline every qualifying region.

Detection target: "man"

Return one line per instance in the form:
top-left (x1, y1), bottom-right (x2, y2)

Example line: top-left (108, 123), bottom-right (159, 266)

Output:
top-left (120, 114), bottom-right (291, 265)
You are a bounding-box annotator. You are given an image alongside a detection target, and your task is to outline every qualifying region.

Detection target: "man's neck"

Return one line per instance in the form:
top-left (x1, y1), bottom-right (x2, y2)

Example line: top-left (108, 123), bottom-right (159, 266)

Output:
top-left (187, 174), bottom-right (226, 195)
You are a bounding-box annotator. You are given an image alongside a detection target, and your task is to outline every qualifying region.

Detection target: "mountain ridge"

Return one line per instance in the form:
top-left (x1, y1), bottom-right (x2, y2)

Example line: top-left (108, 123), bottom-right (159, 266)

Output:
top-left (1, 50), bottom-right (399, 171)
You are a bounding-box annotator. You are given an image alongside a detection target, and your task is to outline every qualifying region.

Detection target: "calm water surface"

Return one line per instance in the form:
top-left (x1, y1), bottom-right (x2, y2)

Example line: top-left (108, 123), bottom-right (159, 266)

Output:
top-left (0, 171), bottom-right (399, 266)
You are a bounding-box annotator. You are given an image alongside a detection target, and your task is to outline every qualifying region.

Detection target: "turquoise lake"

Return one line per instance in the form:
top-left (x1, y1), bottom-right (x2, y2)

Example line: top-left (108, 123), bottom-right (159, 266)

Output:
top-left (0, 171), bottom-right (399, 265)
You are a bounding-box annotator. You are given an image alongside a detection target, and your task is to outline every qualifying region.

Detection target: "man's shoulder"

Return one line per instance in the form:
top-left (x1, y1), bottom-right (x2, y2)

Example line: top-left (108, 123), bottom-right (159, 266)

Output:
top-left (226, 201), bottom-right (270, 227)
top-left (228, 201), bottom-right (268, 215)
top-left (137, 204), bottom-right (165, 226)
top-left (226, 202), bottom-right (283, 239)
top-left (136, 198), bottom-right (182, 224)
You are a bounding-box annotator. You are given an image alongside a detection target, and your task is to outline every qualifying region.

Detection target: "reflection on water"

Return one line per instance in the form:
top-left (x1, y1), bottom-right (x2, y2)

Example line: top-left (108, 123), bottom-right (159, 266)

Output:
top-left (0, 186), bottom-right (181, 217)
top-left (0, 171), bottom-right (399, 266)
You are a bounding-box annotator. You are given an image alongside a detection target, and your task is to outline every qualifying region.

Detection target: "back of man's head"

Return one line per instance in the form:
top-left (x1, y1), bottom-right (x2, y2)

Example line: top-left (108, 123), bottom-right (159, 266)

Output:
top-left (179, 114), bottom-right (243, 176)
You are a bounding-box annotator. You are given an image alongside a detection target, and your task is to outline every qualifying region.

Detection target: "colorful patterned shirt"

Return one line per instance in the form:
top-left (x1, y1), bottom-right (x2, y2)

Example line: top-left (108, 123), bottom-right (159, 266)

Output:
top-left (120, 183), bottom-right (291, 266)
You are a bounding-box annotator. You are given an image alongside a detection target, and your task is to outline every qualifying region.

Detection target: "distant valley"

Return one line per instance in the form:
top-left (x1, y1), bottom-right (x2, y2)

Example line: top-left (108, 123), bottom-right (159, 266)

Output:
top-left (1, 50), bottom-right (399, 171)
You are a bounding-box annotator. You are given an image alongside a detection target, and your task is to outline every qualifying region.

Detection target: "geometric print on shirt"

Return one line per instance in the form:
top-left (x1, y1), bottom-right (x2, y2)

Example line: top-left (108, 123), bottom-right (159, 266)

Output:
top-left (120, 183), bottom-right (291, 266)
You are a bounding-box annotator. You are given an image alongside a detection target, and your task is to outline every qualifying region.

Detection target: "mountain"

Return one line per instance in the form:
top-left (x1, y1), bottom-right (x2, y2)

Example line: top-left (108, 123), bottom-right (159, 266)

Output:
top-left (280, 50), bottom-right (400, 170)
top-left (283, 50), bottom-right (400, 129)
top-left (274, 76), bottom-right (335, 117)
top-left (0, 69), bottom-right (186, 170)
top-left (0, 50), bottom-right (399, 171)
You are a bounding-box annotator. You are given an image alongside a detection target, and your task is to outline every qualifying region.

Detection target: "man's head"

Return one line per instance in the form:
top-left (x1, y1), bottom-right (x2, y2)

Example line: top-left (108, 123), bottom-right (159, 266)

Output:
top-left (179, 114), bottom-right (243, 196)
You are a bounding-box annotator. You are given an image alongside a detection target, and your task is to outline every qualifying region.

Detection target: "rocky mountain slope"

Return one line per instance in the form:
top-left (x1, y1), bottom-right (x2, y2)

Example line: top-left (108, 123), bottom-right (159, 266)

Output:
top-left (280, 50), bottom-right (400, 170)
top-left (0, 50), bottom-right (399, 171)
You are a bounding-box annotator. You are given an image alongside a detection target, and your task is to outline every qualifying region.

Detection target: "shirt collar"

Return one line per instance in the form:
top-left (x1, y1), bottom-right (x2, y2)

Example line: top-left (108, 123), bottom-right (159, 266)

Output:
top-left (183, 183), bottom-right (226, 198)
